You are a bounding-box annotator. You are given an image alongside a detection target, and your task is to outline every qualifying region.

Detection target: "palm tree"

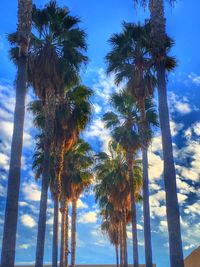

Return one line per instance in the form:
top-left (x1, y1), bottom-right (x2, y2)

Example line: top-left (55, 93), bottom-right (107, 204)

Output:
top-left (95, 142), bottom-right (142, 267)
top-left (105, 22), bottom-right (159, 267)
top-left (103, 91), bottom-right (141, 267)
top-left (133, 1), bottom-right (184, 266)
top-left (60, 139), bottom-right (93, 267)
top-left (27, 3), bottom-right (88, 266)
top-left (101, 213), bottom-right (120, 267)
top-left (1, 2), bottom-right (32, 266)
top-left (30, 81), bottom-right (92, 267)
top-left (30, 100), bottom-right (59, 267)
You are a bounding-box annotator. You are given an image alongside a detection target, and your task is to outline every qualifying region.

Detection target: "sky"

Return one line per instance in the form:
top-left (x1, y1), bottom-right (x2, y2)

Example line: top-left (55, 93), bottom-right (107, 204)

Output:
top-left (0, 0), bottom-right (200, 266)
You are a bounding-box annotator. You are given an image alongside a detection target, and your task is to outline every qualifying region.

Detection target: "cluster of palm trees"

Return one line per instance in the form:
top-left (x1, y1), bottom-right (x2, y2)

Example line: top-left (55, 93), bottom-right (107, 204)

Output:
top-left (2, 1), bottom-right (94, 267)
top-left (1, 1), bottom-right (185, 267)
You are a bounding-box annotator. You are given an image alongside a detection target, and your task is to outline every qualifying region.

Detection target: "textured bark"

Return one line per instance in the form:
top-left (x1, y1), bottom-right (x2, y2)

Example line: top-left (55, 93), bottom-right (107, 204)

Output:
top-left (52, 197), bottom-right (59, 267)
top-left (35, 89), bottom-right (55, 267)
top-left (142, 148), bottom-right (153, 267)
top-left (149, 1), bottom-right (184, 266)
top-left (115, 245), bottom-right (119, 267)
top-left (1, 1), bottom-right (32, 266)
top-left (127, 153), bottom-right (139, 267)
top-left (54, 140), bottom-right (65, 199)
top-left (60, 199), bottom-right (68, 267)
top-left (71, 199), bottom-right (77, 267)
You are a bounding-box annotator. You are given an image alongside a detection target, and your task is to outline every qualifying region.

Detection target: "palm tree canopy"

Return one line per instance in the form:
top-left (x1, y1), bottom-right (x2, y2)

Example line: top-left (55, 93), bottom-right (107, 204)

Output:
top-left (61, 139), bottom-right (94, 201)
top-left (103, 90), bottom-right (141, 154)
top-left (95, 142), bottom-right (142, 212)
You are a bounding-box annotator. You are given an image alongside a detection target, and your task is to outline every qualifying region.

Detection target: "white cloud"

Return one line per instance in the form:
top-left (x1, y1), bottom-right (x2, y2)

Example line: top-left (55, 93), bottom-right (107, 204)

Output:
top-left (184, 244), bottom-right (195, 251)
top-left (84, 118), bottom-right (111, 153)
top-left (19, 244), bottom-right (30, 250)
top-left (188, 72), bottom-right (200, 86)
top-left (169, 92), bottom-right (192, 115)
top-left (23, 181), bottom-right (41, 202)
top-left (21, 214), bottom-right (36, 228)
top-left (77, 199), bottom-right (88, 209)
top-left (78, 211), bottom-right (98, 224)
top-left (93, 103), bottom-right (102, 114)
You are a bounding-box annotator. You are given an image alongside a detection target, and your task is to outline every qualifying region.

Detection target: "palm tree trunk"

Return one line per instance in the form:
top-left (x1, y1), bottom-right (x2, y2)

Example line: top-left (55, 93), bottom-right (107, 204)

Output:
top-left (119, 221), bottom-right (124, 267)
top-left (35, 89), bottom-right (55, 267)
top-left (60, 199), bottom-right (68, 267)
top-left (115, 245), bottom-right (119, 267)
top-left (65, 204), bottom-right (69, 267)
top-left (122, 208), bottom-right (128, 267)
top-left (52, 196), bottom-right (59, 267)
top-left (157, 63), bottom-right (184, 267)
top-left (149, 1), bottom-right (184, 266)
top-left (127, 153), bottom-right (139, 267)
top-left (0, 3), bottom-right (32, 267)
top-left (35, 144), bottom-right (50, 267)
top-left (71, 198), bottom-right (77, 267)
top-left (142, 148), bottom-right (153, 267)
top-left (139, 99), bottom-right (153, 267)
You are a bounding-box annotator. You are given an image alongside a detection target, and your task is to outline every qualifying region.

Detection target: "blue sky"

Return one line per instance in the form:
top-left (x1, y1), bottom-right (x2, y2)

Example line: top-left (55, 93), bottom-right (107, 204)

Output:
top-left (0, 0), bottom-right (200, 266)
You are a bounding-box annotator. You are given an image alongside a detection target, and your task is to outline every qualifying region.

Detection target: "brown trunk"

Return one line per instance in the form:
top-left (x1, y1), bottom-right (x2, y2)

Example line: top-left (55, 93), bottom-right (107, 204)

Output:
top-left (71, 198), bottom-right (77, 267)
top-left (1, 2), bottom-right (32, 266)
top-left (60, 198), bottom-right (68, 267)
top-left (54, 140), bottom-right (65, 199)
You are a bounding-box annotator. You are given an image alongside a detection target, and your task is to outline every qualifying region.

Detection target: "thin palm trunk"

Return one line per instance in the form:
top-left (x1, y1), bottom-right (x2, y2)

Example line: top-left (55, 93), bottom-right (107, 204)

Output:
top-left (139, 99), bottom-right (153, 267)
top-left (119, 222), bottom-right (124, 267)
top-left (127, 153), bottom-right (139, 267)
top-left (1, 2), bottom-right (32, 266)
top-left (142, 148), bottom-right (153, 267)
top-left (122, 209), bottom-right (128, 267)
top-left (52, 196), bottom-right (59, 267)
top-left (71, 198), bottom-right (77, 267)
top-left (149, 1), bottom-right (184, 266)
top-left (115, 245), bottom-right (119, 267)
top-left (65, 204), bottom-right (69, 267)
top-left (35, 89), bottom-right (55, 267)
top-left (60, 198), bottom-right (68, 267)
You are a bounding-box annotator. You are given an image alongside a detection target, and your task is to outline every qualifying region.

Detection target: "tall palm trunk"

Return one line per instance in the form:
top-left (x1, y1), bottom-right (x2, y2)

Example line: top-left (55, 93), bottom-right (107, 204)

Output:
top-left (1, 1), bottom-right (32, 266)
top-left (139, 99), bottom-right (153, 267)
top-left (127, 153), bottom-right (139, 267)
top-left (52, 196), bottom-right (59, 267)
top-left (35, 89), bottom-right (55, 267)
top-left (71, 198), bottom-right (77, 267)
top-left (119, 221), bottom-right (124, 267)
top-left (60, 198), bottom-right (68, 267)
top-left (65, 204), bottom-right (69, 267)
top-left (142, 148), bottom-right (153, 267)
top-left (122, 208), bottom-right (128, 267)
top-left (149, 1), bottom-right (184, 266)
top-left (115, 245), bottom-right (119, 267)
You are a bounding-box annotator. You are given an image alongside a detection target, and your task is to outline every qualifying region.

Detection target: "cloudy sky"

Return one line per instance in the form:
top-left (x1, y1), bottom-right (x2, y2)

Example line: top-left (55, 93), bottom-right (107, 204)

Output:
top-left (0, 0), bottom-right (200, 266)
